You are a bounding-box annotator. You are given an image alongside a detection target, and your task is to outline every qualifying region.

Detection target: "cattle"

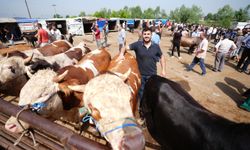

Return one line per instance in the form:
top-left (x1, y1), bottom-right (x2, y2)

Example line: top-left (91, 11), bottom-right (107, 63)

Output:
top-left (77, 51), bottom-right (144, 150)
top-left (0, 41), bottom-right (86, 96)
top-left (5, 48), bottom-right (111, 133)
top-left (22, 31), bottom-right (37, 47)
top-left (141, 75), bottom-right (250, 150)
top-left (180, 37), bottom-right (200, 54)
top-left (0, 40), bottom-right (73, 60)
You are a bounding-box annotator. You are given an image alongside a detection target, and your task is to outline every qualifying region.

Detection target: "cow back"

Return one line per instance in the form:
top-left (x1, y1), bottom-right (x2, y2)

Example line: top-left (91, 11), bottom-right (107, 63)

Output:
top-left (37, 40), bottom-right (72, 56)
top-left (180, 37), bottom-right (200, 47)
top-left (141, 75), bottom-right (250, 150)
top-left (108, 52), bottom-right (141, 114)
top-left (56, 48), bottom-right (111, 110)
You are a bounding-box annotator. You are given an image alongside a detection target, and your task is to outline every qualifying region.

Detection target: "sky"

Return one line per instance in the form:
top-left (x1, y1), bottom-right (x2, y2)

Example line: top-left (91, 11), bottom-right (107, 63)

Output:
top-left (1, 0), bottom-right (249, 18)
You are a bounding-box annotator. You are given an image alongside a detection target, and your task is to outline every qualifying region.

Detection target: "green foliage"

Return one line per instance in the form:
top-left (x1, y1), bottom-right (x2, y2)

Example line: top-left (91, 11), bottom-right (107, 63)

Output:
top-left (170, 5), bottom-right (202, 23)
top-left (92, 6), bottom-right (168, 19)
top-left (53, 14), bottom-right (63, 18)
top-left (79, 11), bottom-right (86, 17)
top-left (204, 4), bottom-right (250, 28)
top-left (234, 8), bottom-right (248, 22)
top-left (130, 6), bottom-right (143, 18)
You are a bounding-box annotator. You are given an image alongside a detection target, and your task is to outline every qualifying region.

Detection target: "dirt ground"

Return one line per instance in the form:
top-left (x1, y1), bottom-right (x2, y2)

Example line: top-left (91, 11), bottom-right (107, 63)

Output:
top-left (1, 29), bottom-right (250, 149)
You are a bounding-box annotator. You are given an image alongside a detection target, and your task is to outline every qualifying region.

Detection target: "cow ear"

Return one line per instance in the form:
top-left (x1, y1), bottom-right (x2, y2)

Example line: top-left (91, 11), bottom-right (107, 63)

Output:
top-left (24, 53), bottom-right (34, 65)
top-left (67, 84), bottom-right (85, 93)
top-left (53, 70), bottom-right (69, 83)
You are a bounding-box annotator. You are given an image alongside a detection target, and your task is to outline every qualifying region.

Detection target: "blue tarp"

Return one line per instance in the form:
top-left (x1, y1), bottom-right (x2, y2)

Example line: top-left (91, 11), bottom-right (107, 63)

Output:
top-left (97, 20), bottom-right (107, 32)
top-left (127, 20), bottom-right (135, 25)
top-left (15, 18), bottom-right (38, 23)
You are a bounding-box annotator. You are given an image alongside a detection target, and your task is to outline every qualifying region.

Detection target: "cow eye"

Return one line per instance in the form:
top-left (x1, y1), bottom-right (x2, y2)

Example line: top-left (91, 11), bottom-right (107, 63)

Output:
top-left (8, 66), bottom-right (15, 74)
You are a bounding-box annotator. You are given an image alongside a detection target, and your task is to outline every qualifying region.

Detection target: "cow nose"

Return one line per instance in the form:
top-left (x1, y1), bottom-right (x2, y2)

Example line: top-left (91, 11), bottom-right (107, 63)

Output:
top-left (120, 130), bottom-right (145, 150)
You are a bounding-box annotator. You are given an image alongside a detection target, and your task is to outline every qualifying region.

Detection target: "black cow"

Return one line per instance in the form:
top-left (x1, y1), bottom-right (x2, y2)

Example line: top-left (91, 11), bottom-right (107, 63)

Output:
top-left (141, 75), bottom-right (250, 150)
top-left (22, 31), bottom-right (37, 47)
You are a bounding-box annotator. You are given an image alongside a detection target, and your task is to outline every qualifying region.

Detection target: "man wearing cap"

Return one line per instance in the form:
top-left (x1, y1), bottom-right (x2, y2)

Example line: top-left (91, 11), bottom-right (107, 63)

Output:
top-left (213, 33), bottom-right (237, 72)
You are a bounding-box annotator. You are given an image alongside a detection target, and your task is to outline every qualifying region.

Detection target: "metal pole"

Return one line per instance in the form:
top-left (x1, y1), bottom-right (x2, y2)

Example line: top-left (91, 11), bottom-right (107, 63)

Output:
top-left (52, 4), bottom-right (57, 18)
top-left (0, 99), bottom-right (108, 150)
top-left (24, 0), bottom-right (32, 18)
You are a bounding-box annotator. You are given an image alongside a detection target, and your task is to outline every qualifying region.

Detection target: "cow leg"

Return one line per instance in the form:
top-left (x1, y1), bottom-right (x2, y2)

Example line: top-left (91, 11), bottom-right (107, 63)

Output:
top-left (188, 45), bottom-right (195, 54)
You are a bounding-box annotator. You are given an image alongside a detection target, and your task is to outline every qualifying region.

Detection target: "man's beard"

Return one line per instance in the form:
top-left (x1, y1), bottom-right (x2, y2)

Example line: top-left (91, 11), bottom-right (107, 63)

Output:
top-left (143, 37), bottom-right (151, 44)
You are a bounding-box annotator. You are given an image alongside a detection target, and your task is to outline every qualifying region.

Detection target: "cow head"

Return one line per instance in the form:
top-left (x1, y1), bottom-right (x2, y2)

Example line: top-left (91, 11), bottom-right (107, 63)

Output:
top-left (82, 73), bottom-right (145, 150)
top-left (0, 56), bottom-right (32, 90)
top-left (4, 69), bottom-right (78, 133)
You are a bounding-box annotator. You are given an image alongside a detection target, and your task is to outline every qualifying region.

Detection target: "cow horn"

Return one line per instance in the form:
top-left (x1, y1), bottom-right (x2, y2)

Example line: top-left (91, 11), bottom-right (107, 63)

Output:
top-left (53, 70), bottom-right (69, 83)
top-left (25, 67), bottom-right (34, 78)
top-left (5, 53), bottom-right (9, 58)
top-left (24, 53), bottom-right (34, 65)
top-left (113, 68), bottom-right (131, 81)
top-left (67, 84), bottom-right (85, 93)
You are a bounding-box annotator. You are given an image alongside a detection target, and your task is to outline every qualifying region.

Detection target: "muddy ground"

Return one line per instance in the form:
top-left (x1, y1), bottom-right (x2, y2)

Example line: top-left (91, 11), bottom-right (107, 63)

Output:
top-left (1, 29), bottom-right (250, 149)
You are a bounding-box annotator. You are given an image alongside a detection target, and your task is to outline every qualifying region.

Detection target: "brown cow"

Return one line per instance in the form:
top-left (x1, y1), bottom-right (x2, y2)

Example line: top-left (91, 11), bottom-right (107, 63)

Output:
top-left (5, 48), bottom-right (111, 133)
top-left (79, 51), bottom-right (144, 149)
top-left (0, 41), bottom-right (85, 96)
top-left (180, 37), bottom-right (200, 54)
top-left (108, 52), bottom-right (141, 114)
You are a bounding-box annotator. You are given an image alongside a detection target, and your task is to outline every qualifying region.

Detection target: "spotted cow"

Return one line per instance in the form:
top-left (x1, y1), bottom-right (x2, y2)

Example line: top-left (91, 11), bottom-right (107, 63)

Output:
top-left (5, 48), bottom-right (111, 133)
top-left (0, 41), bottom-right (86, 96)
top-left (78, 51), bottom-right (144, 150)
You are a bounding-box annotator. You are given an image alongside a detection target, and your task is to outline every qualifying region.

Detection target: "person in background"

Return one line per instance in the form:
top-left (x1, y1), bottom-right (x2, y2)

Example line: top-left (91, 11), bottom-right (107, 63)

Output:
top-left (93, 24), bottom-right (102, 48)
top-left (50, 24), bottom-right (62, 42)
top-left (187, 32), bottom-right (208, 76)
top-left (213, 33), bottom-right (237, 72)
top-left (91, 22), bottom-right (96, 41)
top-left (4, 27), bottom-right (14, 46)
top-left (237, 30), bottom-right (250, 73)
top-left (102, 21), bottom-right (109, 47)
top-left (171, 27), bottom-right (182, 59)
top-left (151, 28), bottom-right (160, 45)
top-left (36, 23), bottom-right (49, 47)
top-left (117, 24), bottom-right (126, 52)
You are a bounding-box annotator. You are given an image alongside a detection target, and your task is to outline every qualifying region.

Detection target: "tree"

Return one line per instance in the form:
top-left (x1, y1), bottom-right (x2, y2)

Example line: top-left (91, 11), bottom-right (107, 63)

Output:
top-left (234, 8), bottom-right (248, 22)
top-left (216, 5), bottom-right (234, 28)
top-left (53, 14), bottom-right (63, 18)
top-left (130, 6), bottom-right (142, 18)
top-left (169, 5), bottom-right (202, 23)
top-left (79, 11), bottom-right (86, 17)
top-left (143, 8), bottom-right (155, 19)
top-left (154, 6), bottom-right (161, 18)
top-left (160, 10), bottom-right (168, 18)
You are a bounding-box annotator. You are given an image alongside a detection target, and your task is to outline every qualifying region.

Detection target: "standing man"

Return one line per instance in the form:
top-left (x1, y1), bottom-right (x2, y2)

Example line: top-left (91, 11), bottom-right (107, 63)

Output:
top-left (187, 32), bottom-right (208, 76)
top-left (93, 24), bottom-right (101, 48)
top-left (118, 27), bottom-right (166, 112)
top-left (237, 29), bottom-right (250, 72)
top-left (36, 23), bottom-right (49, 47)
top-left (171, 27), bottom-right (182, 59)
top-left (151, 28), bottom-right (160, 45)
top-left (117, 24), bottom-right (126, 52)
top-left (102, 21), bottom-right (109, 47)
top-left (213, 33), bottom-right (237, 72)
top-left (50, 24), bottom-right (62, 42)
top-left (4, 27), bottom-right (14, 46)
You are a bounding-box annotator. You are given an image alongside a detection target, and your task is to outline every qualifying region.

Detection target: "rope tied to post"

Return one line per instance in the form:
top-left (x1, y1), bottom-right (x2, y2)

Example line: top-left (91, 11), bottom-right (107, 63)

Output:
top-left (14, 105), bottom-right (38, 147)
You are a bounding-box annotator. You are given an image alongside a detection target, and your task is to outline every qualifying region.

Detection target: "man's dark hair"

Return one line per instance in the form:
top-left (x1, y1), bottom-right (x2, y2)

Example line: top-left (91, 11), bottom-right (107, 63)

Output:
top-left (142, 27), bottom-right (152, 33)
top-left (37, 23), bottom-right (42, 28)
